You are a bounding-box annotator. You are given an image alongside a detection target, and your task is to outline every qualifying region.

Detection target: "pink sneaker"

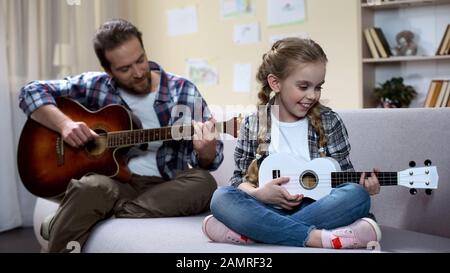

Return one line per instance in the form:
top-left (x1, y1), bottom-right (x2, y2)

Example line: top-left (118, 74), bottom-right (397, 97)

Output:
top-left (202, 215), bottom-right (254, 244)
top-left (321, 217), bottom-right (382, 249)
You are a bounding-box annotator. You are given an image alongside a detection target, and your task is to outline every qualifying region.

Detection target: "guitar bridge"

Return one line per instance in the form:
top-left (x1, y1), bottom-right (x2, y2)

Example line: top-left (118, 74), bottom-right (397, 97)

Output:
top-left (56, 136), bottom-right (64, 166)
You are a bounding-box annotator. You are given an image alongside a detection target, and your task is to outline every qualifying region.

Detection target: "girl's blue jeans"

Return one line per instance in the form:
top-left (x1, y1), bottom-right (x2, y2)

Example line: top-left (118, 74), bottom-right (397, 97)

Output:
top-left (210, 183), bottom-right (371, 247)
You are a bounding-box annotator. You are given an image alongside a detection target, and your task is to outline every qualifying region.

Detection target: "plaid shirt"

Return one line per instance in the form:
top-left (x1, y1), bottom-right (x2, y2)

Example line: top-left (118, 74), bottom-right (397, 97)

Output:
top-left (230, 103), bottom-right (353, 187)
top-left (19, 61), bottom-right (224, 180)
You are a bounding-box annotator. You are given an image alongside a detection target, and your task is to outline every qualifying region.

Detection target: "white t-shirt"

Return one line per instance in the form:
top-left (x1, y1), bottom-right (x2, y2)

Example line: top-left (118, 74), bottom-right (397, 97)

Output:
top-left (120, 89), bottom-right (163, 177)
top-left (268, 112), bottom-right (311, 162)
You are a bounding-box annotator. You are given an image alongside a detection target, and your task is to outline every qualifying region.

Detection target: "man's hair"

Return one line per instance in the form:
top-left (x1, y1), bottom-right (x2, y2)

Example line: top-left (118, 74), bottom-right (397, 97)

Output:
top-left (93, 19), bottom-right (144, 71)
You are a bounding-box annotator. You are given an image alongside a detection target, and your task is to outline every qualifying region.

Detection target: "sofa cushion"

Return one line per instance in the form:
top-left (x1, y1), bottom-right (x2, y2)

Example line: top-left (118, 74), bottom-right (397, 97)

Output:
top-left (33, 193), bottom-right (450, 253)
top-left (32, 107), bottom-right (450, 252)
top-left (338, 108), bottom-right (450, 238)
top-left (83, 214), bottom-right (450, 253)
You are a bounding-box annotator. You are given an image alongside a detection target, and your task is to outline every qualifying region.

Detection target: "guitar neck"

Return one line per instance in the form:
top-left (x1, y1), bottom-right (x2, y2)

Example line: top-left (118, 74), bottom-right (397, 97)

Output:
top-left (105, 118), bottom-right (236, 147)
top-left (331, 172), bottom-right (398, 187)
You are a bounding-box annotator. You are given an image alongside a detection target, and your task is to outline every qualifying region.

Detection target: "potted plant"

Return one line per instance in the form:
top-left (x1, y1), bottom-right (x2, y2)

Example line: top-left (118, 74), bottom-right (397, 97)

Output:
top-left (373, 77), bottom-right (417, 108)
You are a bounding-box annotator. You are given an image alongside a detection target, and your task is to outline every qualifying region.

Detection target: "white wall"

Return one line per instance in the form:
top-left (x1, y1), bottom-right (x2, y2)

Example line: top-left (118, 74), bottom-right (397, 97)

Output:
top-left (132, 0), bottom-right (362, 110)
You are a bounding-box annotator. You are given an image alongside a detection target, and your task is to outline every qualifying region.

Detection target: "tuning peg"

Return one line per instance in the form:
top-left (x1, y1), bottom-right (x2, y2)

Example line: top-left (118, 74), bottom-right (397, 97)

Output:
top-left (409, 188), bottom-right (417, 195)
top-left (424, 159), bottom-right (432, 166)
top-left (425, 189), bottom-right (433, 195)
top-left (409, 161), bottom-right (416, 167)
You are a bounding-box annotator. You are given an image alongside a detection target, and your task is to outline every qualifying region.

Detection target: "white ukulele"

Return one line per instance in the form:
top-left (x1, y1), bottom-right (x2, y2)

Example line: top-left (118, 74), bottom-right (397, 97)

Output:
top-left (258, 153), bottom-right (439, 200)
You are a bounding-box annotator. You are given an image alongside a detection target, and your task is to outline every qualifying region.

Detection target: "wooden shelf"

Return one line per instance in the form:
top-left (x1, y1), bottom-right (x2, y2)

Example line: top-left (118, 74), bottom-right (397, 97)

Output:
top-left (359, 0), bottom-right (450, 108)
top-left (361, 0), bottom-right (450, 9)
top-left (363, 55), bottom-right (450, 63)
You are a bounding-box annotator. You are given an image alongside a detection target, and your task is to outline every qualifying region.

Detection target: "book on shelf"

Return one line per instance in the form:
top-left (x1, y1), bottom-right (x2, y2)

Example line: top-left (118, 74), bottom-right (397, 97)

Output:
top-left (440, 81), bottom-right (450, 107)
top-left (424, 80), bottom-right (450, 108)
top-left (447, 90), bottom-right (450, 107)
top-left (435, 80), bottom-right (448, 107)
top-left (364, 28), bottom-right (380, 59)
top-left (424, 80), bottom-right (442, 107)
top-left (436, 24), bottom-right (450, 55)
top-left (371, 27), bottom-right (392, 58)
top-left (363, 27), bottom-right (392, 59)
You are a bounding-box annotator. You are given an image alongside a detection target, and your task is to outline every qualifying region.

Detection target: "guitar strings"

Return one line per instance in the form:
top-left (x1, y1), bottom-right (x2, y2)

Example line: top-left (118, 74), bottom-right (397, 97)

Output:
top-left (271, 172), bottom-right (431, 178)
top-left (264, 175), bottom-right (432, 185)
top-left (261, 181), bottom-right (432, 188)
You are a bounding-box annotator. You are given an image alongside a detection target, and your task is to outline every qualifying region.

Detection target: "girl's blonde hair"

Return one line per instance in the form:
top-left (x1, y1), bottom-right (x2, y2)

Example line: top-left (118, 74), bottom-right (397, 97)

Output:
top-left (245, 37), bottom-right (328, 186)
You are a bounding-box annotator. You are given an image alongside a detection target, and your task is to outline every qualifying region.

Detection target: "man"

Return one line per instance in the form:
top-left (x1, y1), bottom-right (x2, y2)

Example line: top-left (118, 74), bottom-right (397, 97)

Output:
top-left (19, 19), bottom-right (223, 252)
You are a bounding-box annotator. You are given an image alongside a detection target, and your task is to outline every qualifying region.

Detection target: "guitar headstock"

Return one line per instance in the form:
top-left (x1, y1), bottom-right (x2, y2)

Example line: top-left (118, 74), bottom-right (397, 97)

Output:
top-left (398, 165), bottom-right (439, 189)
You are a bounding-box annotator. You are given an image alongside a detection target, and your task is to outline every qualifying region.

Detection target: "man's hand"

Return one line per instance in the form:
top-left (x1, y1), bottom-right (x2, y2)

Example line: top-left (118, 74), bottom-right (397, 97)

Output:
top-left (192, 119), bottom-right (217, 168)
top-left (359, 169), bottom-right (381, 195)
top-left (30, 104), bottom-right (98, 148)
top-left (59, 120), bottom-right (98, 148)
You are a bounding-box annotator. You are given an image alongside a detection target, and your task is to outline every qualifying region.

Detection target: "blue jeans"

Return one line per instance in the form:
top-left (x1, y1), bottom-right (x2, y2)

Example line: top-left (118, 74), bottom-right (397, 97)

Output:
top-left (210, 183), bottom-right (371, 247)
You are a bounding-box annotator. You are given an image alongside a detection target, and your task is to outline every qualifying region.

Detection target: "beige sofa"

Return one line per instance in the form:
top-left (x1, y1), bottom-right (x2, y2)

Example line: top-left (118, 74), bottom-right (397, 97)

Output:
top-left (33, 107), bottom-right (450, 252)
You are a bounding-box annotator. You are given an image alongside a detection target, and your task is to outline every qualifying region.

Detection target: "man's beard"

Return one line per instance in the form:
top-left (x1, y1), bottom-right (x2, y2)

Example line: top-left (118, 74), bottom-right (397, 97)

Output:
top-left (116, 72), bottom-right (152, 94)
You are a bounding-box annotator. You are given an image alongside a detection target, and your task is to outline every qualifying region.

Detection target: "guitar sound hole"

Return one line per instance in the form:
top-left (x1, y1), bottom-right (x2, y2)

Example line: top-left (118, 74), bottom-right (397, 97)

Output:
top-left (85, 129), bottom-right (107, 156)
top-left (299, 171), bottom-right (318, 190)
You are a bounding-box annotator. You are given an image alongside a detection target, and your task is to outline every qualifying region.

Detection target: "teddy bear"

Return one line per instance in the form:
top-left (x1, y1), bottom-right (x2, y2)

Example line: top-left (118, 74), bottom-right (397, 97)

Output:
top-left (392, 30), bottom-right (417, 56)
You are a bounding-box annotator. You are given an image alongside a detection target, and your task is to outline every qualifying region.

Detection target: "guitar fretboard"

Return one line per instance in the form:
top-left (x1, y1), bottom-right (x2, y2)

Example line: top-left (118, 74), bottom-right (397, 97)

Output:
top-left (331, 172), bottom-right (398, 187)
top-left (105, 120), bottom-right (231, 148)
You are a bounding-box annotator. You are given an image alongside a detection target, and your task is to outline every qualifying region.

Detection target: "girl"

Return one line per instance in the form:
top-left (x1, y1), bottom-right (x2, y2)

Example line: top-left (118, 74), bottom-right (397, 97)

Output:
top-left (202, 38), bottom-right (381, 249)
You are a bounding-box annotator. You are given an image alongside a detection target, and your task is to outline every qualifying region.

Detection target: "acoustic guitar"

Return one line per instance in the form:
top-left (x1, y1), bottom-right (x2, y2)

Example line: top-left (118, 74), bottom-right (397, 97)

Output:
top-left (17, 97), bottom-right (241, 198)
top-left (258, 153), bottom-right (439, 201)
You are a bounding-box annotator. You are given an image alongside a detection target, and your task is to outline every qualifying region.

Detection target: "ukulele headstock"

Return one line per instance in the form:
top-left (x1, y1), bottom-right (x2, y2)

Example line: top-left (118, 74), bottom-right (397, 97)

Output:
top-left (398, 159), bottom-right (439, 192)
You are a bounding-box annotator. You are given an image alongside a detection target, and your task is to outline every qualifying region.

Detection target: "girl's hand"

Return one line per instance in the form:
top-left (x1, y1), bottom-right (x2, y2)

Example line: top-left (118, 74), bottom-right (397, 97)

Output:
top-left (359, 169), bottom-right (381, 195)
top-left (253, 177), bottom-right (303, 210)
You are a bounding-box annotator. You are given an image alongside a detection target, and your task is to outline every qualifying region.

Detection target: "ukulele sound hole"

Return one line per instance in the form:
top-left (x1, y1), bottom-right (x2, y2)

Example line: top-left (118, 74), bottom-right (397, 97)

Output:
top-left (85, 129), bottom-right (107, 156)
top-left (299, 171), bottom-right (318, 190)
